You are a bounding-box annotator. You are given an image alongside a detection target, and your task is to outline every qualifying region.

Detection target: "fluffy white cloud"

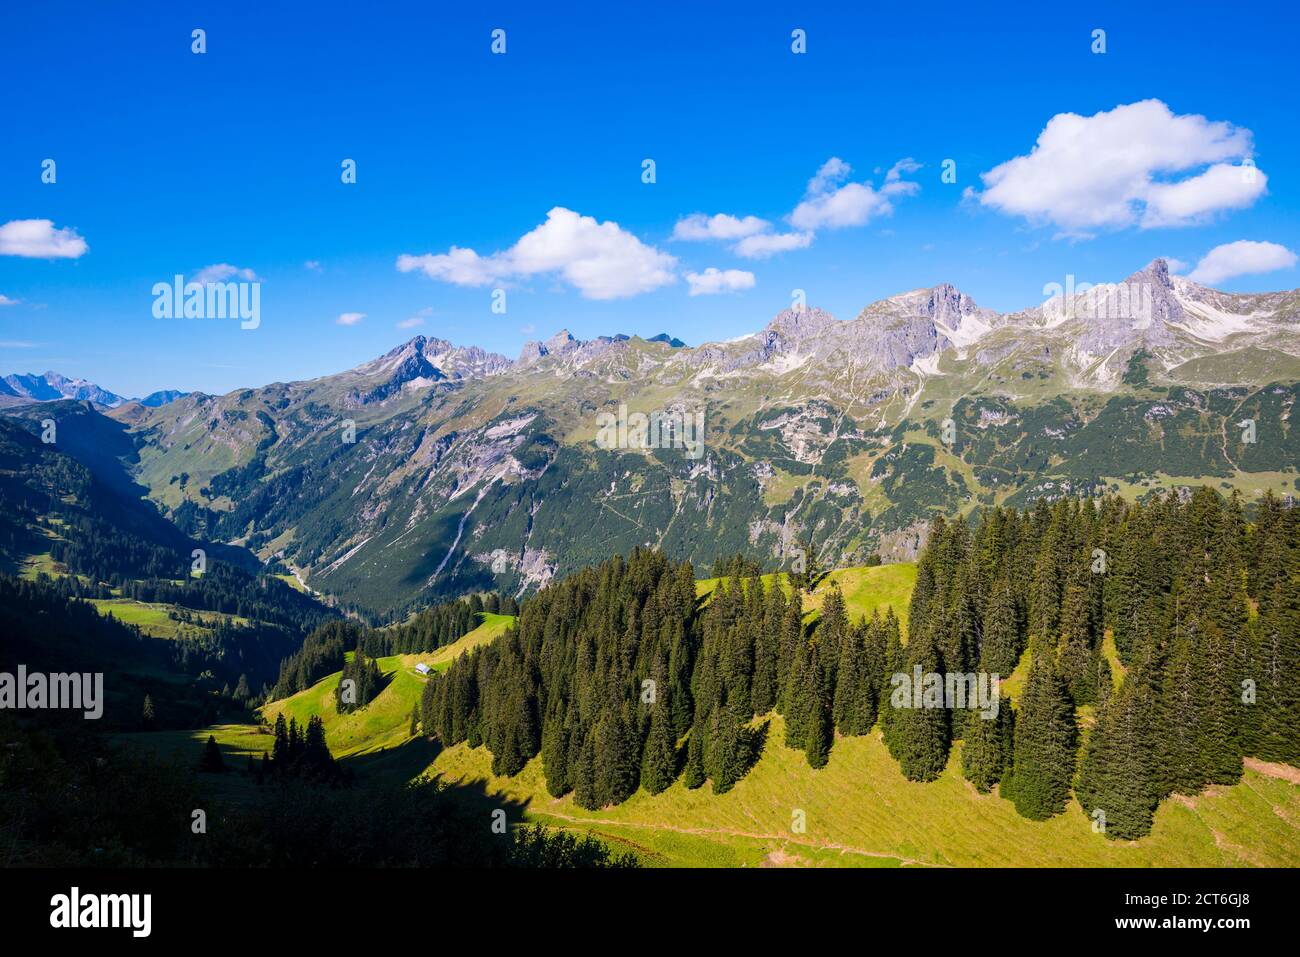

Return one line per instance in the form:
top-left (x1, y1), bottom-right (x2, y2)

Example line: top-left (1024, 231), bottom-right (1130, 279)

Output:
top-left (971, 100), bottom-right (1267, 235)
top-left (790, 156), bottom-right (916, 231)
top-left (1187, 240), bottom-right (1297, 284)
top-left (792, 182), bottom-right (892, 230)
top-left (194, 263), bottom-right (261, 285)
top-left (509, 209), bottom-right (676, 298)
top-left (336, 312), bottom-right (366, 326)
top-left (733, 231), bottom-right (813, 259)
top-left (685, 267), bottom-right (756, 296)
top-left (672, 213), bottom-right (770, 241)
top-left (1163, 257), bottom-right (1190, 274)
top-left (397, 246), bottom-right (501, 286)
top-left (1142, 163), bottom-right (1267, 228)
top-left (0, 219), bottom-right (88, 259)
top-left (0, 294), bottom-right (17, 306)
top-left (398, 207), bottom-right (677, 300)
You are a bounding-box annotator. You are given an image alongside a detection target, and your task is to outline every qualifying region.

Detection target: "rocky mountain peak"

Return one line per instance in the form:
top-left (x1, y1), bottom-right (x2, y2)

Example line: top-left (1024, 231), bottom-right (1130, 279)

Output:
top-left (764, 306), bottom-right (838, 340)
top-left (519, 329), bottom-right (585, 365)
top-left (648, 333), bottom-right (686, 348)
top-left (1123, 258), bottom-right (1177, 294)
top-left (545, 329), bottom-right (578, 352)
top-left (923, 283), bottom-right (990, 328)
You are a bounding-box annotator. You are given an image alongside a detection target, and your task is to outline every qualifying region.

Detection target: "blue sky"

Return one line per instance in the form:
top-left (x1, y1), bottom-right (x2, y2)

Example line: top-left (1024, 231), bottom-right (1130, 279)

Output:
top-left (1, 0), bottom-right (1297, 397)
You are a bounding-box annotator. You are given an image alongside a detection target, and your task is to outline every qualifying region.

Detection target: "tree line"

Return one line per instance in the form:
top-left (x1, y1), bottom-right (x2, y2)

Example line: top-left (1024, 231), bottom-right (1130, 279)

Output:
top-left (268, 593), bottom-right (515, 701)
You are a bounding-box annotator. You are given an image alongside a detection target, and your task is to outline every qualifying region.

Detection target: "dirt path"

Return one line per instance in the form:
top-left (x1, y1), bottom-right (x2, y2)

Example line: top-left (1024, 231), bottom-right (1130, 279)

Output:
top-left (539, 810), bottom-right (936, 867)
top-left (1245, 757), bottom-right (1300, 785)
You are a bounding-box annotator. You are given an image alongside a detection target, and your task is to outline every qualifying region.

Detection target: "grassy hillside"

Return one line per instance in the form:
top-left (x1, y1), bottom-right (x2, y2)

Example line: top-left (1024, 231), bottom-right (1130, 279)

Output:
top-left (261, 612), bottom-right (517, 756)
top-left (164, 567), bottom-right (1300, 868)
top-left (426, 612), bottom-right (515, 671)
top-left (428, 716), bottom-right (1300, 868)
top-left (697, 563), bottom-right (917, 632)
top-left (808, 564), bottom-right (917, 632)
top-left (88, 597), bottom-right (250, 639)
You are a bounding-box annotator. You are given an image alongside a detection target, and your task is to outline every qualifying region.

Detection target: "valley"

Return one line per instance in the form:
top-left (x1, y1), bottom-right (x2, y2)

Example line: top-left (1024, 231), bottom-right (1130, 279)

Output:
top-left (3, 260), bottom-right (1299, 872)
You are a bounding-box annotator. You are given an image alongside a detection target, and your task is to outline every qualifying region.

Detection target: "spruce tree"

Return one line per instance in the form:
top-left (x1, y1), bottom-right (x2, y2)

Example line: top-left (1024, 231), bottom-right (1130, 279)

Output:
top-left (961, 643), bottom-right (1013, 793)
top-left (981, 575), bottom-right (1021, 675)
top-left (883, 620), bottom-right (950, 782)
top-left (683, 719), bottom-right (706, 790)
top-left (641, 699), bottom-right (677, 794)
top-left (594, 707), bottom-right (638, 805)
top-left (541, 710), bottom-right (572, 798)
top-left (833, 621), bottom-right (873, 736)
top-left (961, 698), bottom-right (1012, 793)
top-left (1249, 576), bottom-right (1300, 764)
top-left (804, 684), bottom-right (832, 770)
top-left (1076, 658), bottom-right (1163, 840)
top-left (751, 582), bottom-right (778, 716)
top-left (707, 703), bottom-right (751, 792)
top-left (1060, 584), bottom-right (1101, 707)
top-left (783, 635), bottom-right (813, 749)
top-left (1160, 583), bottom-right (1207, 796)
top-left (198, 734), bottom-right (226, 773)
top-left (1196, 616), bottom-right (1243, 786)
top-left (271, 713), bottom-right (289, 767)
top-left (1003, 652), bottom-right (1077, 819)
top-left (876, 609), bottom-right (904, 733)
top-left (573, 730), bottom-right (599, 810)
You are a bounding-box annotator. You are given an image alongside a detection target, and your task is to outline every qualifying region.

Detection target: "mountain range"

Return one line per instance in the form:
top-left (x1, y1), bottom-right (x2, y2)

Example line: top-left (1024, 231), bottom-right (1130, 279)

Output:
top-left (4, 259), bottom-right (1299, 618)
top-left (0, 371), bottom-right (187, 409)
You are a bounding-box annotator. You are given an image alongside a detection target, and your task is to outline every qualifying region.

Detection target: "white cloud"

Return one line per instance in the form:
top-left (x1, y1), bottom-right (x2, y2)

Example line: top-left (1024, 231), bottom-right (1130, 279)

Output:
top-left (790, 157), bottom-right (916, 231)
top-left (194, 263), bottom-right (261, 285)
top-left (0, 219), bottom-right (88, 259)
top-left (791, 183), bottom-right (893, 230)
top-left (1141, 163), bottom-right (1266, 228)
top-left (971, 100), bottom-right (1267, 236)
top-left (304, 260), bottom-right (322, 272)
top-left (397, 246), bottom-right (501, 286)
top-left (807, 157), bottom-right (851, 195)
top-left (672, 213), bottom-right (770, 241)
top-left (1163, 257), bottom-right (1189, 274)
top-left (0, 339), bottom-right (37, 348)
top-left (733, 231), bottom-right (813, 259)
top-left (398, 207), bottom-right (677, 300)
top-left (509, 208), bottom-right (677, 299)
top-left (336, 312), bottom-right (366, 326)
top-left (666, 157), bottom-right (917, 265)
top-left (397, 316), bottom-right (425, 329)
top-left (685, 267), bottom-right (756, 296)
top-left (884, 158), bottom-right (923, 183)
top-left (0, 294), bottom-right (17, 306)
top-left (1187, 240), bottom-right (1297, 285)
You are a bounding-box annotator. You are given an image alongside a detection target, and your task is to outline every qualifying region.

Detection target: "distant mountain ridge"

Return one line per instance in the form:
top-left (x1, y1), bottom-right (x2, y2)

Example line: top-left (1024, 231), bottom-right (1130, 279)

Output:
top-left (16, 258), bottom-right (1299, 410)
top-left (0, 371), bottom-right (188, 408)
top-left (7, 259), bottom-right (1300, 617)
